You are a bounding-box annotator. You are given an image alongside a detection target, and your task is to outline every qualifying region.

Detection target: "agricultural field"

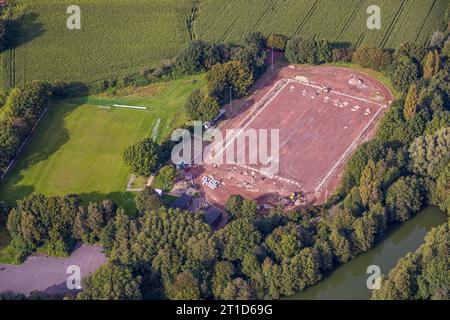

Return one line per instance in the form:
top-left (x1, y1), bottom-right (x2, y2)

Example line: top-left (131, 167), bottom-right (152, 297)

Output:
top-left (194, 0), bottom-right (447, 49)
top-left (1, 0), bottom-right (447, 90)
top-left (0, 74), bottom-right (206, 212)
top-left (0, 0), bottom-right (195, 89)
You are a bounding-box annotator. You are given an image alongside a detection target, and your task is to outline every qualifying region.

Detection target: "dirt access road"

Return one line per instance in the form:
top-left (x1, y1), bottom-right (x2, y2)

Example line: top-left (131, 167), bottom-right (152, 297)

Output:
top-left (0, 244), bottom-right (106, 296)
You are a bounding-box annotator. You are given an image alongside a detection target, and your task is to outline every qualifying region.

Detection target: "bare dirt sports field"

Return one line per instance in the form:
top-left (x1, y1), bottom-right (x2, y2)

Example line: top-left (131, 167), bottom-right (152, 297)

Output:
top-left (192, 66), bottom-right (394, 208)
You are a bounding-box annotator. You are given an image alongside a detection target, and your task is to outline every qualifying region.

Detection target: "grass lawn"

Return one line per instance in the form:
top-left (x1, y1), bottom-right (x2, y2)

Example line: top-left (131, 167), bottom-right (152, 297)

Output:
top-left (151, 174), bottom-right (175, 192)
top-left (0, 75), bottom-right (205, 213)
top-left (128, 175), bottom-right (149, 190)
top-left (161, 194), bottom-right (179, 207)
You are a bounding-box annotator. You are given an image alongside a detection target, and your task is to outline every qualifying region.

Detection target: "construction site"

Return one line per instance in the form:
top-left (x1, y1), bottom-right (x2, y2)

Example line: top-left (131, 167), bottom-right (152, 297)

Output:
top-left (188, 66), bottom-right (394, 210)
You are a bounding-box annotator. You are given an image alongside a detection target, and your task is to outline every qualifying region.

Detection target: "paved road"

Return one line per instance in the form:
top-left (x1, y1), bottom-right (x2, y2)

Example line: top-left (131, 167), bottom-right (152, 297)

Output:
top-left (0, 244), bottom-right (107, 296)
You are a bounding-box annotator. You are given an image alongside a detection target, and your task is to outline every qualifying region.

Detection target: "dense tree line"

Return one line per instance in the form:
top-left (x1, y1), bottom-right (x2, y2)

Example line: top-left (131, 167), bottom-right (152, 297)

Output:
top-left (184, 32), bottom-right (267, 122)
top-left (0, 82), bottom-right (51, 176)
top-left (352, 46), bottom-right (393, 72)
top-left (372, 222), bottom-right (449, 300)
top-left (3, 194), bottom-right (123, 263)
top-left (77, 263), bottom-right (142, 300)
top-left (206, 60), bottom-right (254, 102)
top-left (6, 194), bottom-right (81, 262)
top-left (285, 36), bottom-right (332, 64)
top-left (174, 40), bottom-right (226, 76)
top-left (233, 31), bottom-right (267, 77)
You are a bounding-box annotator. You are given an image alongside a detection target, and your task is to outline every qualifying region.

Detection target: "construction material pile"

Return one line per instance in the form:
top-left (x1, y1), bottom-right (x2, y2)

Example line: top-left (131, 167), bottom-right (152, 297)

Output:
top-left (202, 176), bottom-right (220, 190)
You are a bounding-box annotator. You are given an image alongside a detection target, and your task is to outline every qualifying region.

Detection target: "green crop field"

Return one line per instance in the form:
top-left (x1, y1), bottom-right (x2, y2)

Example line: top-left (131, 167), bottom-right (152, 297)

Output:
top-left (1, 0), bottom-right (447, 90)
top-left (0, 74), bottom-right (206, 212)
top-left (0, 0), bottom-right (195, 89)
top-left (193, 0), bottom-right (447, 49)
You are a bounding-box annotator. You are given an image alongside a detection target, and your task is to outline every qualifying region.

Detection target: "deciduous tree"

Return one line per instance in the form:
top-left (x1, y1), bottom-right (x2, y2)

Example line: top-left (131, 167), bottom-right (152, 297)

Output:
top-left (165, 272), bottom-right (200, 300)
top-left (123, 138), bottom-right (162, 176)
top-left (77, 263), bottom-right (142, 300)
top-left (386, 176), bottom-right (422, 222)
top-left (286, 36), bottom-right (331, 64)
top-left (267, 34), bottom-right (287, 50)
top-left (392, 57), bottom-right (419, 93)
top-left (222, 217), bottom-right (261, 261)
top-left (185, 88), bottom-right (220, 121)
top-left (423, 50), bottom-right (441, 80)
top-left (409, 127), bottom-right (450, 178)
top-left (207, 61), bottom-right (253, 101)
top-left (404, 84), bottom-right (419, 120)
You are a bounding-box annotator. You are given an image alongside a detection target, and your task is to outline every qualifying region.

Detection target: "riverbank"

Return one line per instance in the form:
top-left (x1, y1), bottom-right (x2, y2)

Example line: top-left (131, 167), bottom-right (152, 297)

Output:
top-left (288, 206), bottom-right (447, 300)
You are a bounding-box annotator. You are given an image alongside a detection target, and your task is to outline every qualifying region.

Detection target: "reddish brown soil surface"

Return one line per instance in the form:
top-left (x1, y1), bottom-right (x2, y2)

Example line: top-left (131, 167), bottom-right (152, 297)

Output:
top-left (191, 65), bottom-right (394, 208)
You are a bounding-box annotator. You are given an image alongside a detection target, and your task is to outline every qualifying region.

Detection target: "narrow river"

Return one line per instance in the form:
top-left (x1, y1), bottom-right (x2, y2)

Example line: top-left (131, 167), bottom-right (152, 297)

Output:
top-left (288, 206), bottom-right (447, 300)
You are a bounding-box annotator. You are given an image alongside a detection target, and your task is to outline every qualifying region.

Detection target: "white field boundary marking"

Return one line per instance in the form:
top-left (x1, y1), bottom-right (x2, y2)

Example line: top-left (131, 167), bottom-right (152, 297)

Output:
top-left (202, 76), bottom-right (388, 193)
top-left (292, 79), bottom-right (385, 107)
top-left (229, 64), bottom-right (282, 118)
top-left (193, 69), bottom-right (281, 163)
top-left (233, 163), bottom-right (303, 187)
top-left (210, 79), bottom-right (290, 161)
top-left (151, 118), bottom-right (161, 141)
top-left (314, 103), bottom-right (387, 193)
top-left (1, 108), bottom-right (48, 180)
top-left (113, 104), bottom-right (147, 110)
top-left (226, 78), bottom-right (381, 188)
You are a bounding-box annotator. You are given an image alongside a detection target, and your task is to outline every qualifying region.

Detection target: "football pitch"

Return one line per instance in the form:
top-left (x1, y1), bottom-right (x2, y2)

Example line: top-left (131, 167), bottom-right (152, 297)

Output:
top-left (0, 75), bottom-right (205, 212)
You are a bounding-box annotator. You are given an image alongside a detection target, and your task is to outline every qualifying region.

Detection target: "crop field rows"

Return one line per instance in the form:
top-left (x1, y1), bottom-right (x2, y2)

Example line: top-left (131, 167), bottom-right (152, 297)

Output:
top-left (194, 0), bottom-right (447, 49)
top-left (0, 0), bottom-right (447, 90)
top-left (0, 0), bottom-right (196, 89)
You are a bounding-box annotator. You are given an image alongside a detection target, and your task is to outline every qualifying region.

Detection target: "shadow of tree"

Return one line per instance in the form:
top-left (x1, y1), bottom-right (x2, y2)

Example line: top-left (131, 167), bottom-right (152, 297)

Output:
top-left (0, 98), bottom-right (88, 204)
top-left (255, 192), bottom-right (281, 204)
top-left (42, 282), bottom-right (75, 297)
top-left (78, 191), bottom-right (138, 217)
top-left (3, 11), bottom-right (44, 52)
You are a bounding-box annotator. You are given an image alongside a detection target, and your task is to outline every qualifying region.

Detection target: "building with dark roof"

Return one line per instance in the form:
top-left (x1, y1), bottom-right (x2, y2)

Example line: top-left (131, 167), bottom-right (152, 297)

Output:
top-left (203, 209), bottom-right (222, 228)
top-left (170, 194), bottom-right (192, 210)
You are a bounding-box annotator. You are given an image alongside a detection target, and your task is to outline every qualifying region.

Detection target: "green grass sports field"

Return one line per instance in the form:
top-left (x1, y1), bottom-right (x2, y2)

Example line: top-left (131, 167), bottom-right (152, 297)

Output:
top-left (1, 0), bottom-right (447, 89)
top-left (0, 75), bottom-right (205, 212)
